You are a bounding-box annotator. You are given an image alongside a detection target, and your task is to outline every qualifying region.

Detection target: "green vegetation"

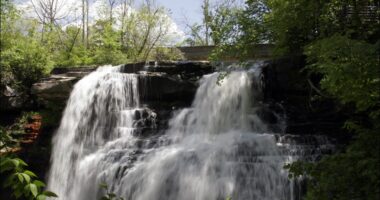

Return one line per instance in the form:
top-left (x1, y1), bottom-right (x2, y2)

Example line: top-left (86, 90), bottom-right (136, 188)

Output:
top-left (0, 0), bottom-right (183, 94)
top-left (1, 112), bottom-right (57, 200)
top-left (209, 0), bottom-right (379, 199)
top-left (1, 0), bottom-right (379, 199)
top-left (0, 157), bottom-right (58, 200)
top-left (0, 0), bottom-right (53, 93)
top-left (0, 112), bottom-right (38, 151)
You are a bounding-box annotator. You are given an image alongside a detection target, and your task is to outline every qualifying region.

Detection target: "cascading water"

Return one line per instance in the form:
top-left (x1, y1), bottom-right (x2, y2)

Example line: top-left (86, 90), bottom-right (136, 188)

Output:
top-left (48, 66), bottom-right (143, 199)
top-left (48, 66), bottom-right (331, 200)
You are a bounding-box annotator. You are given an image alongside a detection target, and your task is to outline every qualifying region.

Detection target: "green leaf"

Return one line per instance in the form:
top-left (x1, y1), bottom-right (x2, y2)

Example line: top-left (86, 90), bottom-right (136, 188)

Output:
top-left (11, 159), bottom-right (20, 168)
top-left (21, 173), bottom-right (31, 183)
top-left (42, 190), bottom-right (58, 197)
top-left (33, 180), bottom-right (46, 187)
top-left (37, 194), bottom-right (47, 200)
top-left (15, 158), bottom-right (28, 166)
top-left (29, 183), bottom-right (38, 197)
top-left (17, 173), bottom-right (24, 183)
top-left (24, 170), bottom-right (37, 178)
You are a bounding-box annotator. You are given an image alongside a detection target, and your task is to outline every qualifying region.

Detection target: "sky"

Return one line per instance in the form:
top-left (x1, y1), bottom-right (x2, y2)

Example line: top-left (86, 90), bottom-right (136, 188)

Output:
top-left (14, 0), bottom-right (207, 35)
top-left (155, 0), bottom-right (205, 30)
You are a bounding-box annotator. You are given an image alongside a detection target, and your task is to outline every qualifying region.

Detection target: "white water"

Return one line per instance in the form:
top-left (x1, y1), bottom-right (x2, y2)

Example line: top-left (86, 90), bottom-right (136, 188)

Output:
top-left (48, 67), bottom-right (301, 200)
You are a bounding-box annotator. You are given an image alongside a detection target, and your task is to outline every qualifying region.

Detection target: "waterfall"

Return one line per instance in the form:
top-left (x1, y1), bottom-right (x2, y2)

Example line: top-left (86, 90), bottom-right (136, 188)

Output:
top-left (48, 66), bottom-right (329, 200)
top-left (48, 66), bottom-right (142, 199)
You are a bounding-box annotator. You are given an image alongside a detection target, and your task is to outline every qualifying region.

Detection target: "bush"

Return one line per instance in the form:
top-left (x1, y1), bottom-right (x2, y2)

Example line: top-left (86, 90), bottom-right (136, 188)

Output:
top-left (0, 38), bottom-right (52, 94)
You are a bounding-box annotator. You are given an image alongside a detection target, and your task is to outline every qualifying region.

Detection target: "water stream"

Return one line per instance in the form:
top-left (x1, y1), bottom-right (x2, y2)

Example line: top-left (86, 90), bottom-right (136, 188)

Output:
top-left (48, 65), bottom-right (332, 200)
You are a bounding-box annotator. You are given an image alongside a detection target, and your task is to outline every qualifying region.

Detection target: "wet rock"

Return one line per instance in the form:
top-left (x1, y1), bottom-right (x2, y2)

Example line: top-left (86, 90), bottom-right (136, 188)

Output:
top-left (32, 61), bottom-right (213, 110)
top-left (260, 56), bottom-right (347, 135)
top-left (144, 61), bottom-right (213, 80)
top-left (132, 108), bottom-right (157, 129)
top-left (139, 73), bottom-right (197, 102)
top-left (120, 62), bottom-right (146, 73)
top-left (120, 61), bottom-right (214, 81)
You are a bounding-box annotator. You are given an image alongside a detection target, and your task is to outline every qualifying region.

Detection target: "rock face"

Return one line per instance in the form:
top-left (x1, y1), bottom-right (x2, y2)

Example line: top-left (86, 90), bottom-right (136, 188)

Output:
top-left (31, 76), bottom-right (78, 108)
top-left (31, 68), bottom-right (97, 109)
top-left (31, 59), bottom-right (344, 136)
top-left (32, 62), bottom-right (213, 110)
top-left (260, 56), bottom-right (346, 135)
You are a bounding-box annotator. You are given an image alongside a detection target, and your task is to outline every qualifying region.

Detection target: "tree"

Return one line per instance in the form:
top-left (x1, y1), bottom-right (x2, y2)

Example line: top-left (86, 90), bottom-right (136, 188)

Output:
top-left (202, 0), bottom-right (211, 45)
top-left (0, 0), bottom-right (53, 92)
top-left (82, 0), bottom-right (89, 47)
top-left (120, 0), bottom-right (172, 61)
top-left (119, 0), bottom-right (134, 46)
top-left (31, 0), bottom-right (68, 33)
top-left (184, 23), bottom-right (206, 46)
top-left (91, 20), bottom-right (125, 65)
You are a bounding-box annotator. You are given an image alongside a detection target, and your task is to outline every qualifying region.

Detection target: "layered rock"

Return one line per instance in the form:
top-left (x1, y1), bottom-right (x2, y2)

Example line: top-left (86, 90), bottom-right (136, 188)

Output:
top-left (260, 56), bottom-right (346, 135)
top-left (32, 62), bottom-right (213, 111)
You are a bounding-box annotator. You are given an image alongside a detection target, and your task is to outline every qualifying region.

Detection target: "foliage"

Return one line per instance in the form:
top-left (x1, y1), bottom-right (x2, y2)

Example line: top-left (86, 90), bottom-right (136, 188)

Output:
top-left (261, 0), bottom-right (379, 54)
top-left (0, 126), bottom-right (17, 152)
top-left (184, 23), bottom-right (207, 46)
top-left (120, 3), bottom-right (172, 62)
top-left (185, 0), bottom-right (244, 48)
top-left (0, 112), bottom-right (57, 200)
top-left (91, 20), bottom-right (126, 65)
top-left (0, 38), bottom-right (53, 90)
top-left (209, 0), bottom-right (380, 199)
top-left (209, 2), bottom-right (242, 45)
top-left (211, 0), bottom-right (380, 58)
top-left (209, 0), bottom-right (270, 60)
top-left (54, 26), bottom-right (93, 67)
top-left (0, 0), bottom-right (179, 97)
top-left (0, 0), bottom-right (53, 92)
top-left (286, 123), bottom-right (380, 200)
top-left (0, 157), bottom-right (58, 200)
top-left (305, 35), bottom-right (380, 113)
top-left (0, 112), bottom-right (40, 152)
top-left (286, 34), bottom-right (380, 200)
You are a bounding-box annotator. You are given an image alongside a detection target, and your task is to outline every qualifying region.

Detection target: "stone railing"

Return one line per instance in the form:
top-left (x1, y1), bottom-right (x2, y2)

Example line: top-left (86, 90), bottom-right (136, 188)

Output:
top-left (177, 44), bottom-right (275, 61)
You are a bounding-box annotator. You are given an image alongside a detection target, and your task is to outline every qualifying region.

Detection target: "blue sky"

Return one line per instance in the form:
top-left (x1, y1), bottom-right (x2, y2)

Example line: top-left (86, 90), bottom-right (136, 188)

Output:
top-left (156, 0), bottom-right (204, 30)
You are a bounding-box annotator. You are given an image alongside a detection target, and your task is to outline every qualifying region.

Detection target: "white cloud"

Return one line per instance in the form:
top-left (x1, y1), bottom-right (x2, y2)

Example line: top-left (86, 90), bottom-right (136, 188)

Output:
top-left (15, 0), bottom-right (185, 45)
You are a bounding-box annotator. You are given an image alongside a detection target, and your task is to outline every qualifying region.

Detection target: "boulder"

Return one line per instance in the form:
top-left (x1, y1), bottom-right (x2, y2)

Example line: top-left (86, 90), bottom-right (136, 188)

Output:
top-left (31, 68), bottom-right (95, 109)
top-left (31, 75), bottom-right (79, 109)
top-left (0, 85), bottom-right (26, 111)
